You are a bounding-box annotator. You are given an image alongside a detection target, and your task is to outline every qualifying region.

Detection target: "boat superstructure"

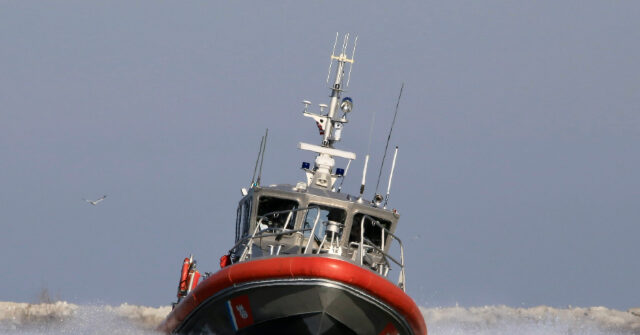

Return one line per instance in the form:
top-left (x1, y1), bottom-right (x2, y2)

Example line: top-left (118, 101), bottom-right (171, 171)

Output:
top-left (158, 34), bottom-right (427, 335)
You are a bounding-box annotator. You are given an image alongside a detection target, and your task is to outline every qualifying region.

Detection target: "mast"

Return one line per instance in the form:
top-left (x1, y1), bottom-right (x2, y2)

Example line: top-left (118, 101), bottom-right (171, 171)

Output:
top-left (299, 33), bottom-right (357, 190)
top-left (322, 33), bottom-right (356, 147)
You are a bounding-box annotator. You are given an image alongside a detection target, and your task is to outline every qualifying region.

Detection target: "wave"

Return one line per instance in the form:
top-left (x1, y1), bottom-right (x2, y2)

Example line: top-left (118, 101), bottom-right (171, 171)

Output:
top-left (422, 305), bottom-right (640, 335)
top-left (1, 301), bottom-right (639, 334)
top-left (0, 302), bottom-right (169, 334)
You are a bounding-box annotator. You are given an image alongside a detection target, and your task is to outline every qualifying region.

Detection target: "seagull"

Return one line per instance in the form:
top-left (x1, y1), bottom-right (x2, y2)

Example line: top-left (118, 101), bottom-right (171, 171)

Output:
top-left (84, 195), bottom-right (107, 206)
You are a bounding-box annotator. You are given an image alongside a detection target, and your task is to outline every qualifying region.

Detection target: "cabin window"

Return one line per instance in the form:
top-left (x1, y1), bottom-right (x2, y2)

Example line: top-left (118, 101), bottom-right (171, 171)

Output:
top-left (256, 196), bottom-right (299, 231)
top-left (303, 205), bottom-right (347, 241)
top-left (349, 213), bottom-right (391, 248)
top-left (236, 198), bottom-right (252, 241)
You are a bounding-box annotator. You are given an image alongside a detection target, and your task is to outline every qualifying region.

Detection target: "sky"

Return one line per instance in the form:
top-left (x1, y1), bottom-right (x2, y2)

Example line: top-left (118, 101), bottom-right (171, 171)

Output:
top-left (1, 2), bottom-right (639, 310)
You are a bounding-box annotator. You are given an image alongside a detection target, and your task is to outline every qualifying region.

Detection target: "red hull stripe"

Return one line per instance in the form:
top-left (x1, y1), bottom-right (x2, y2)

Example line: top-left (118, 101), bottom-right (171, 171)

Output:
top-left (159, 256), bottom-right (427, 335)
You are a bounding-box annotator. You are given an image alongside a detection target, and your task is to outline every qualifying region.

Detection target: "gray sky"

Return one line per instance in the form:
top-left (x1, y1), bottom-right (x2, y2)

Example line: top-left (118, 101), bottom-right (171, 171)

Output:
top-left (1, 2), bottom-right (638, 309)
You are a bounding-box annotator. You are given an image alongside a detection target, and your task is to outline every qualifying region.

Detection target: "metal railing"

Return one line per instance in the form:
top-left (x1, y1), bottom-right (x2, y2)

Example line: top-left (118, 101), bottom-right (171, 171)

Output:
top-left (229, 206), bottom-right (319, 262)
top-left (354, 214), bottom-right (406, 291)
top-left (227, 207), bottom-right (406, 290)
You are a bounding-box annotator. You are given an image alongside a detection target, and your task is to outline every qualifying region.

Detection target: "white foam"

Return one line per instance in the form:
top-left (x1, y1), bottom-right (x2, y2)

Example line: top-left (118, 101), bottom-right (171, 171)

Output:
top-left (2, 301), bottom-right (639, 334)
top-left (0, 302), bottom-right (169, 335)
top-left (421, 305), bottom-right (640, 335)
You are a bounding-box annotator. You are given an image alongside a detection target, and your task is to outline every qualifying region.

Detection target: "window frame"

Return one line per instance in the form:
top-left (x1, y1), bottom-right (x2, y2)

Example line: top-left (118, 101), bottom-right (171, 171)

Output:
top-left (301, 203), bottom-right (348, 243)
top-left (348, 211), bottom-right (393, 250)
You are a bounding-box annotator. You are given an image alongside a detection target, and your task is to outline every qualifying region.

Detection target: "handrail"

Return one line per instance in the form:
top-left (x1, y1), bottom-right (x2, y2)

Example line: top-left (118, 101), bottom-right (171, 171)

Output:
top-left (228, 207), bottom-right (406, 291)
top-left (304, 208), bottom-right (321, 254)
top-left (230, 206), bottom-right (320, 261)
top-left (357, 214), bottom-right (406, 291)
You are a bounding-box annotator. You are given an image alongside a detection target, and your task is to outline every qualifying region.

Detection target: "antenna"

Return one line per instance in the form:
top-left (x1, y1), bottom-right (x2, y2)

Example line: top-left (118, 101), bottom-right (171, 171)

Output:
top-left (383, 146), bottom-right (398, 208)
top-left (251, 134), bottom-right (265, 186)
top-left (328, 33), bottom-right (358, 88)
top-left (346, 36), bottom-right (358, 87)
top-left (300, 33), bottom-right (357, 190)
top-left (359, 154), bottom-right (369, 200)
top-left (374, 83), bottom-right (404, 199)
top-left (356, 104), bottom-right (377, 199)
top-left (256, 128), bottom-right (268, 186)
top-left (302, 100), bottom-right (311, 113)
top-left (336, 159), bottom-right (352, 193)
top-left (326, 32), bottom-right (339, 84)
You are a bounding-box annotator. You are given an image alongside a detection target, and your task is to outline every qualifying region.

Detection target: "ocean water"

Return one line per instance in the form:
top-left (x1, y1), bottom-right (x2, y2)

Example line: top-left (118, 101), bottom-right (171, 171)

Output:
top-left (1, 301), bottom-right (639, 334)
top-left (0, 302), bottom-right (167, 335)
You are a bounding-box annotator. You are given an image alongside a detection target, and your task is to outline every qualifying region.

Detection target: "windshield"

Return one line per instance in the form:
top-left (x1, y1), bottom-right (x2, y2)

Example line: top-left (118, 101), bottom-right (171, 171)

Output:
top-left (349, 213), bottom-right (392, 248)
top-left (235, 198), bottom-right (252, 241)
top-left (256, 196), bottom-right (298, 231)
top-left (303, 205), bottom-right (347, 241)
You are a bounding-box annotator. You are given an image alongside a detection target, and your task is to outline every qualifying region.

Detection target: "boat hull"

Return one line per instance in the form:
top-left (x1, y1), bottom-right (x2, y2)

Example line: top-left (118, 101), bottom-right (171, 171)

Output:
top-left (159, 256), bottom-right (427, 335)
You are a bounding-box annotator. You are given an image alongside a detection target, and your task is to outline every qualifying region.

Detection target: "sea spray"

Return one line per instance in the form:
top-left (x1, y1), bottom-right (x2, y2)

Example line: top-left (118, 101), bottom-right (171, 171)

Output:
top-left (421, 305), bottom-right (640, 335)
top-left (1, 301), bottom-right (639, 334)
top-left (0, 302), bottom-right (169, 334)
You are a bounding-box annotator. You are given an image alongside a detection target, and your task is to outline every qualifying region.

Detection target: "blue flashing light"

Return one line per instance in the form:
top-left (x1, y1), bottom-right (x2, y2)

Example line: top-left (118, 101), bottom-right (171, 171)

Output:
top-left (301, 162), bottom-right (311, 169)
top-left (340, 97), bottom-right (353, 114)
top-left (336, 168), bottom-right (345, 176)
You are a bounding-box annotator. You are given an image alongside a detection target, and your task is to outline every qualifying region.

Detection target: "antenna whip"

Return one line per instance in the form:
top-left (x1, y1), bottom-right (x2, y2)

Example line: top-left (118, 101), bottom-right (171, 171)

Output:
top-left (256, 128), bottom-right (268, 186)
top-left (336, 159), bottom-right (352, 193)
top-left (251, 135), bottom-right (265, 186)
top-left (374, 83), bottom-right (404, 196)
top-left (358, 104), bottom-right (377, 198)
top-left (383, 146), bottom-right (399, 208)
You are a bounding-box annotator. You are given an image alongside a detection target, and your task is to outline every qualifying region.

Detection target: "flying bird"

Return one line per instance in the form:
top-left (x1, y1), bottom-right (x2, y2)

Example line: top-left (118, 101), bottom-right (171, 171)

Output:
top-left (84, 195), bottom-right (107, 206)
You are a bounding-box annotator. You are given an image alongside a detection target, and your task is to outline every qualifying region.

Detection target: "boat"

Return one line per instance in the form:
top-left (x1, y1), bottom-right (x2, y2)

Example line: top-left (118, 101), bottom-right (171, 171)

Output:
top-left (158, 34), bottom-right (427, 335)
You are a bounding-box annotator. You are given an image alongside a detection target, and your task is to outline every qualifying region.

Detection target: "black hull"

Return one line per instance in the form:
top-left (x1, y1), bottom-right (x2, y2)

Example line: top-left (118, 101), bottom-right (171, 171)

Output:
top-left (175, 279), bottom-right (412, 335)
